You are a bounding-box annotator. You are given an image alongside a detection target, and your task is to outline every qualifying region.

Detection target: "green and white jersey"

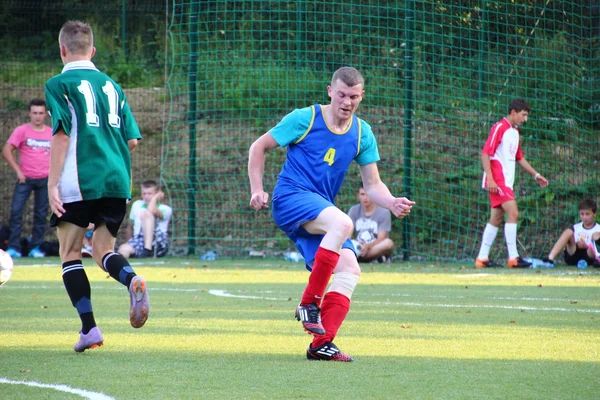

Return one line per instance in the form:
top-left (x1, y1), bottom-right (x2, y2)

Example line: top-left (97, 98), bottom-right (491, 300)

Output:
top-left (45, 60), bottom-right (142, 203)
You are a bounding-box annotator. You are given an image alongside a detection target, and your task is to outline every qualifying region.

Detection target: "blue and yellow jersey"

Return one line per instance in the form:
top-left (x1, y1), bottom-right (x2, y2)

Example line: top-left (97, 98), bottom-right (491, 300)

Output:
top-left (271, 104), bottom-right (379, 202)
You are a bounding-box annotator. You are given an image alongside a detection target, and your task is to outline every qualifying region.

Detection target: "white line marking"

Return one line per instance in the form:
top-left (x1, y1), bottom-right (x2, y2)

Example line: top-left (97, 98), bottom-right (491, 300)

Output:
top-left (207, 290), bottom-right (600, 314)
top-left (14, 260), bottom-right (167, 268)
top-left (11, 263), bottom-right (60, 268)
top-left (371, 293), bottom-right (584, 302)
top-left (351, 300), bottom-right (600, 313)
top-left (2, 285), bottom-right (204, 292)
top-left (4, 286), bottom-right (598, 313)
top-left (208, 289), bottom-right (281, 301)
top-left (0, 378), bottom-right (115, 400)
top-left (3, 286), bottom-right (587, 303)
top-left (461, 271), bottom-right (597, 277)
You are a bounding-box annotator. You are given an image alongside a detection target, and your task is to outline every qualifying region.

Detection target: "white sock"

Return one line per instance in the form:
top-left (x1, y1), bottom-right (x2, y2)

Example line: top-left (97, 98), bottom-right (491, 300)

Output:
top-left (505, 223), bottom-right (518, 258)
top-left (477, 224), bottom-right (499, 260)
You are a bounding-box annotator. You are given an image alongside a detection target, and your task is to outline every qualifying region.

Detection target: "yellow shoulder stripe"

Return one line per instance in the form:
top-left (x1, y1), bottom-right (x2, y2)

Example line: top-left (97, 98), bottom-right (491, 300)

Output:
top-left (294, 105), bottom-right (315, 144)
top-left (356, 116), bottom-right (362, 156)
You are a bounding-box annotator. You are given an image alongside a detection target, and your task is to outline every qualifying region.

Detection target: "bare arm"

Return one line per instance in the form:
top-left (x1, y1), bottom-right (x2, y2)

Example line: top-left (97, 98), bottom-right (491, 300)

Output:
top-left (48, 129), bottom-right (70, 217)
top-left (2, 143), bottom-right (25, 183)
top-left (128, 138), bottom-right (138, 151)
top-left (361, 230), bottom-right (389, 249)
top-left (359, 163), bottom-right (415, 218)
top-left (517, 158), bottom-right (548, 188)
top-left (146, 191), bottom-right (165, 219)
top-left (248, 132), bottom-right (280, 210)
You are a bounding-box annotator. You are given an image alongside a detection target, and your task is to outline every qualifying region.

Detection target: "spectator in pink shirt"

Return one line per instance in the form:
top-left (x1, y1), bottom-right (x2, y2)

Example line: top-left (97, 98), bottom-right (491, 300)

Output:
top-left (2, 99), bottom-right (52, 258)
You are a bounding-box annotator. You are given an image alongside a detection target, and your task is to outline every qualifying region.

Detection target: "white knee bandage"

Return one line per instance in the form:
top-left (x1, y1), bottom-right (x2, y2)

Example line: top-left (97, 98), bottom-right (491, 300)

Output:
top-left (327, 271), bottom-right (359, 299)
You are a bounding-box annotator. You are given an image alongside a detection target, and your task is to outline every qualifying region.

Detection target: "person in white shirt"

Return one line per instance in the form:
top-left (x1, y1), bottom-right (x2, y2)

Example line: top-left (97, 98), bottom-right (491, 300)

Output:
top-left (475, 98), bottom-right (548, 269)
top-left (545, 199), bottom-right (600, 267)
top-left (118, 180), bottom-right (172, 258)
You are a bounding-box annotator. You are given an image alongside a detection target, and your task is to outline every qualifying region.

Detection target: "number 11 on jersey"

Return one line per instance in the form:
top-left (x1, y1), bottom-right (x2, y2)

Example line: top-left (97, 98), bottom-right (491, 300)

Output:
top-left (77, 80), bottom-right (121, 128)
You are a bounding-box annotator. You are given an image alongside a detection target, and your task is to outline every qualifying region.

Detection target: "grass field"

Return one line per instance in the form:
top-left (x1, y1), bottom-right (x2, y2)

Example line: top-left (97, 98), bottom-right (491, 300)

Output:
top-left (1, 257), bottom-right (599, 400)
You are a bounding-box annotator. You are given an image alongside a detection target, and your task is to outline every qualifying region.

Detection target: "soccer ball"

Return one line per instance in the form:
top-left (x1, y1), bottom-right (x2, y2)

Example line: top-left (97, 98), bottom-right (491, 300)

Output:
top-left (0, 249), bottom-right (14, 286)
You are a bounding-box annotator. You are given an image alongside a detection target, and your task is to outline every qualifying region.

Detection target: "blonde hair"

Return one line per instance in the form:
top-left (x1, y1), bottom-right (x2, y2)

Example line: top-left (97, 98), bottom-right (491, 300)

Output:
top-left (331, 67), bottom-right (364, 87)
top-left (59, 20), bottom-right (94, 55)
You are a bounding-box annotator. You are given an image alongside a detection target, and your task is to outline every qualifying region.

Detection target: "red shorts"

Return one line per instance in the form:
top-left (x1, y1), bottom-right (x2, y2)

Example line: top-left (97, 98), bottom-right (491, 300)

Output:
top-left (488, 186), bottom-right (515, 208)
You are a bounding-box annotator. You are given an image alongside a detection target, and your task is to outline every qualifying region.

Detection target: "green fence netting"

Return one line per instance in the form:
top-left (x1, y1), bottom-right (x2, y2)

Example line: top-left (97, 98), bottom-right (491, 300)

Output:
top-left (166, 1), bottom-right (600, 261)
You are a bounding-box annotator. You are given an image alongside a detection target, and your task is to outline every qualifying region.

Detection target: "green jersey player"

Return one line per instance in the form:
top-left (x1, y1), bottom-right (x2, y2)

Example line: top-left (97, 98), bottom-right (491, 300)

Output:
top-left (45, 20), bottom-right (149, 352)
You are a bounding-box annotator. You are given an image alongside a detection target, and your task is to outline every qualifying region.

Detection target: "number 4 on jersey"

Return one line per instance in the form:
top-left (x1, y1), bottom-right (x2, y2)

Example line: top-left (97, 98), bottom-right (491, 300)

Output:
top-left (324, 148), bottom-right (336, 166)
top-left (77, 80), bottom-right (121, 128)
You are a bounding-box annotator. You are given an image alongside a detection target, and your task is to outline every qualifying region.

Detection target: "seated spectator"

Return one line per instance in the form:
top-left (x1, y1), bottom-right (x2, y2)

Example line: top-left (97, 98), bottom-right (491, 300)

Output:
top-left (118, 180), bottom-right (172, 258)
top-left (545, 199), bottom-right (600, 267)
top-left (348, 183), bottom-right (394, 263)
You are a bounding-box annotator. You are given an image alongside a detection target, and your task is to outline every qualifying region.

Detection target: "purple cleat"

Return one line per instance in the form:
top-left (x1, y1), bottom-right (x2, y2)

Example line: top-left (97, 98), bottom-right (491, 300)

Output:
top-left (129, 276), bottom-right (149, 328)
top-left (74, 327), bottom-right (104, 353)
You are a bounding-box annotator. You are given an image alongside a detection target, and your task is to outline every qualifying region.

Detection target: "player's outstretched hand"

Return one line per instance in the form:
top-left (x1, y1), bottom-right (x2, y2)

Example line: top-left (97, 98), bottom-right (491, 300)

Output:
top-left (48, 185), bottom-right (65, 217)
top-left (535, 174), bottom-right (548, 188)
top-left (391, 197), bottom-right (415, 218)
top-left (250, 191), bottom-right (269, 211)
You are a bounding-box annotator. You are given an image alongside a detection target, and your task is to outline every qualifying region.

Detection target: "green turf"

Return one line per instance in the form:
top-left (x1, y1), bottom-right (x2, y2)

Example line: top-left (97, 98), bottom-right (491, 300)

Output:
top-left (1, 258), bottom-right (599, 399)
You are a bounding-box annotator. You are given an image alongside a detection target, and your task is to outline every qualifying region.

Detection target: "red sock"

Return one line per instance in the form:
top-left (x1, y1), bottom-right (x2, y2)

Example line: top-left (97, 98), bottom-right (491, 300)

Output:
top-left (300, 247), bottom-right (339, 306)
top-left (312, 291), bottom-right (350, 348)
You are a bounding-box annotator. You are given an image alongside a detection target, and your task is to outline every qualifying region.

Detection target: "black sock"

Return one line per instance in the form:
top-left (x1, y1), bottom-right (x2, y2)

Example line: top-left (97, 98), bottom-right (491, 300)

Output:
top-left (62, 260), bottom-right (96, 333)
top-left (80, 313), bottom-right (96, 334)
top-left (102, 252), bottom-right (136, 288)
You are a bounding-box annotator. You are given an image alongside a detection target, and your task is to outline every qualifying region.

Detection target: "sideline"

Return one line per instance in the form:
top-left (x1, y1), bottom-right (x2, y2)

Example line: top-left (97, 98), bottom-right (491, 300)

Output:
top-left (4, 285), bottom-right (587, 304)
top-left (207, 289), bottom-right (600, 314)
top-left (14, 260), bottom-right (167, 268)
top-left (0, 378), bottom-right (115, 400)
top-left (3, 285), bottom-right (598, 314)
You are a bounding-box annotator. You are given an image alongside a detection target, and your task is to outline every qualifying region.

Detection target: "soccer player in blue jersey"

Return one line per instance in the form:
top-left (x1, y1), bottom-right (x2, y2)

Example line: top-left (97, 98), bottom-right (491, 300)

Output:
top-left (248, 67), bottom-right (415, 361)
top-left (46, 21), bottom-right (149, 352)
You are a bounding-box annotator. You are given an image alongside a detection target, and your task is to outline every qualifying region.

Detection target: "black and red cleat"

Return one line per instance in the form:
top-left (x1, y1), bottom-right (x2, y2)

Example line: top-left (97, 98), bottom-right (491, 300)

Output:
top-left (307, 342), bottom-right (354, 362)
top-left (295, 303), bottom-right (325, 336)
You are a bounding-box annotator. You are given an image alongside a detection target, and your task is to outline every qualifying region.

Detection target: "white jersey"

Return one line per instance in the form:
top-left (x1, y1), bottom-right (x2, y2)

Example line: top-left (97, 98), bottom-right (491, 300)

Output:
top-left (481, 117), bottom-right (524, 190)
top-left (571, 222), bottom-right (600, 245)
top-left (129, 200), bottom-right (172, 236)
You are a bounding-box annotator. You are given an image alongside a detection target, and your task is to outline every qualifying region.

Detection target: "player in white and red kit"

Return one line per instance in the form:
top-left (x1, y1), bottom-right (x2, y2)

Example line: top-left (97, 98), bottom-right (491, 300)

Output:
top-left (475, 99), bottom-right (548, 269)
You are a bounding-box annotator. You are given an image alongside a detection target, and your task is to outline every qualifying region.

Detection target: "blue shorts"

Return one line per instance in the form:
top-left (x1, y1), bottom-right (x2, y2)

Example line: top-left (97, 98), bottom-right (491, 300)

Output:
top-left (272, 186), bottom-right (356, 271)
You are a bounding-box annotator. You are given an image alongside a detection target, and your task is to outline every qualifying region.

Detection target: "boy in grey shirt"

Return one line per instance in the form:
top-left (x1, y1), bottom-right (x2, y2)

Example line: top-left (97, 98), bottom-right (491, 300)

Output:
top-left (348, 183), bottom-right (394, 263)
